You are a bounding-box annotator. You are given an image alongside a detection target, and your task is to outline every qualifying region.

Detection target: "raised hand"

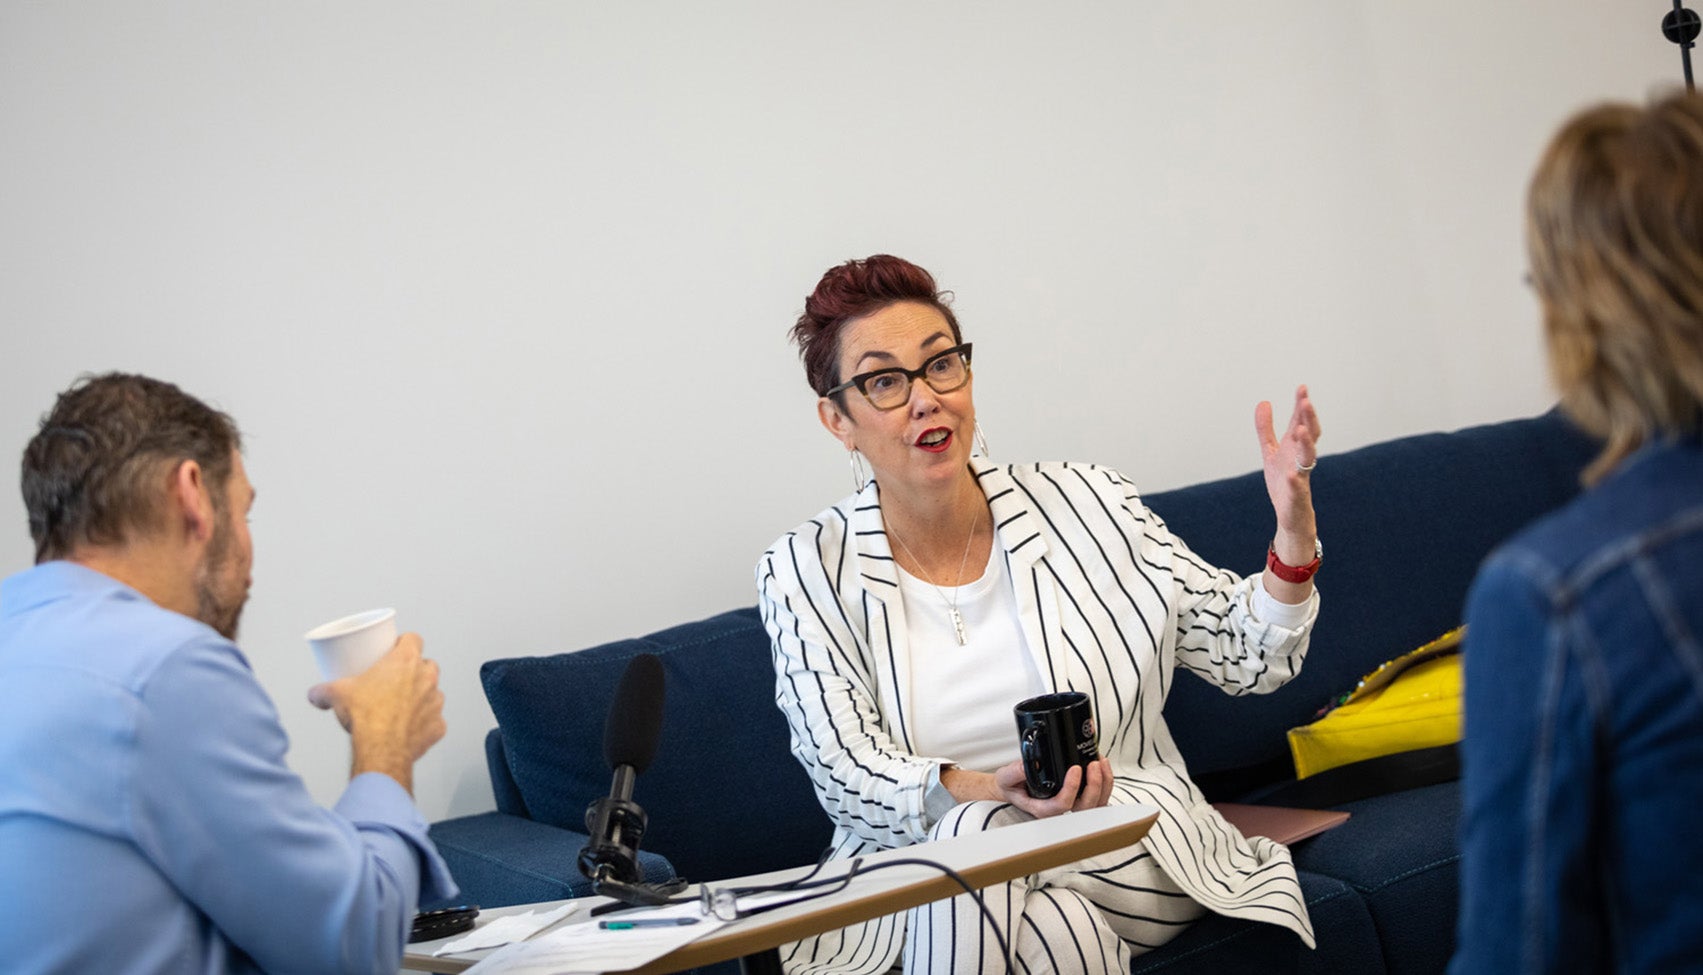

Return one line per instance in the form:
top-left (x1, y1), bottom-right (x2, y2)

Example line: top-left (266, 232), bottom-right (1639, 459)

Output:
top-left (1255, 385), bottom-right (1322, 601)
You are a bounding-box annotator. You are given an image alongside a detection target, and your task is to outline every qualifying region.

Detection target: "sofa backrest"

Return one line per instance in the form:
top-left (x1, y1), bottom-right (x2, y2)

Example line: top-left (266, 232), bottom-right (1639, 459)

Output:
top-left (1147, 410), bottom-right (1598, 789)
top-left (480, 411), bottom-right (1600, 879)
top-left (481, 608), bottom-right (831, 885)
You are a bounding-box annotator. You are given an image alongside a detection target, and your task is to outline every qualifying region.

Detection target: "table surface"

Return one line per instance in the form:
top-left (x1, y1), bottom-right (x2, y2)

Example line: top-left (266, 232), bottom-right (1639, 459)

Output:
top-left (404, 803), bottom-right (1157, 975)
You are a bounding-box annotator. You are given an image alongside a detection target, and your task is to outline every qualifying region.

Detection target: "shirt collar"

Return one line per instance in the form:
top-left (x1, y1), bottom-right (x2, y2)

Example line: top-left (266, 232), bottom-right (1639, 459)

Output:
top-left (0, 561), bottom-right (144, 619)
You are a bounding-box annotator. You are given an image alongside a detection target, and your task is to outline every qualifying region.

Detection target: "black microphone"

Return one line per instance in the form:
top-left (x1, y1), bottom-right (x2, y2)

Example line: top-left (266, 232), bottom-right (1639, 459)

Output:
top-left (577, 653), bottom-right (684, 906)
top-left (604, 651), bottom-right (666, 776)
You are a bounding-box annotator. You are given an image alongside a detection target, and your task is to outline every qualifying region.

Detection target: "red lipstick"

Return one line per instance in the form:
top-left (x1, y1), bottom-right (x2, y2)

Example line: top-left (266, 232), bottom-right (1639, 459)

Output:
top-left (915, 427), bottom-right (952, 453)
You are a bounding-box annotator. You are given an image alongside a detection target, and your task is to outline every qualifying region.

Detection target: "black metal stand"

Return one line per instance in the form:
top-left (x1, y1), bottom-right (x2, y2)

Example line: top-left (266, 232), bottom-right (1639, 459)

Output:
top-left (1664, 0), bottom-right (1701, 90)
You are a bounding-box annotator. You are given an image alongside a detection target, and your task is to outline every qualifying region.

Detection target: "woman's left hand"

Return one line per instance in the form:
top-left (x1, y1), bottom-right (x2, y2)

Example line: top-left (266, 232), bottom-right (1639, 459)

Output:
top-left (1255, 384), bottom-right (1322, 546)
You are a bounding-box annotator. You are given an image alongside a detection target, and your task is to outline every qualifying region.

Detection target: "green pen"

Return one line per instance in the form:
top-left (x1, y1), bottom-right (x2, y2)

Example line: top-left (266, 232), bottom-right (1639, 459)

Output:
top-left (598, 918), bottom-right (701, 929)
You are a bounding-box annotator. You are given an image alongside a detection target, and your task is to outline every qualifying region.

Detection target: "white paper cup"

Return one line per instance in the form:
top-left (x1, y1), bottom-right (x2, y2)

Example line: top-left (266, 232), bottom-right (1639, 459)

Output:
top-left (305, 608), bottom-right (396, 681)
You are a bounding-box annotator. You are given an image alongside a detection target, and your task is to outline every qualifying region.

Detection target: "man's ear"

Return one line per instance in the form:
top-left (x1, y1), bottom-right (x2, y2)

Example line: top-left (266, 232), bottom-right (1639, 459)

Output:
top-left (166, 460), bottom-right (216, 543)
top-left (818, 396), bottom-right (856, 450)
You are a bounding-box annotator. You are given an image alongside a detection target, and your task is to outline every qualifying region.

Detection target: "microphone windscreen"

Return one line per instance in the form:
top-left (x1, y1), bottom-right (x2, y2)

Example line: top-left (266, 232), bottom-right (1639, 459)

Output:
top-left (604, 653), bottom-right (665, 772)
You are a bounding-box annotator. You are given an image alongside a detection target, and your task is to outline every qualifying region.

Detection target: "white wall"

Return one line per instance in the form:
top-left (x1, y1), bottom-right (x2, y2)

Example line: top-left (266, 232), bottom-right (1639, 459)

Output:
top-left (0, 2), bottom-right (1680, 820)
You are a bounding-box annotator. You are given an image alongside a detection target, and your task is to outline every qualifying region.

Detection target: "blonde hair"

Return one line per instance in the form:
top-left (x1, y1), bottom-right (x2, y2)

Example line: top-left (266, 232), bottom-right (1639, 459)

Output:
top-left (1526, 89), bottom-right (1703, 484)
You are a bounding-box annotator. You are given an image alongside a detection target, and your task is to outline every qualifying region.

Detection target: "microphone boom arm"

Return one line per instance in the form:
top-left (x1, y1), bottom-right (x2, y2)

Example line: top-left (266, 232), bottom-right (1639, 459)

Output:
top-left (1665, 0), bottom-right (1700, 90)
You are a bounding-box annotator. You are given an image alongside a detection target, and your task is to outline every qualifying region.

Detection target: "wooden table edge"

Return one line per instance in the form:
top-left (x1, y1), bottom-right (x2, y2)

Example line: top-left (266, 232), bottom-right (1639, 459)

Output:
top-left (624, 808), bottom-right (1155, 975)
top-left (407, 808), bottom-right (1156, 975)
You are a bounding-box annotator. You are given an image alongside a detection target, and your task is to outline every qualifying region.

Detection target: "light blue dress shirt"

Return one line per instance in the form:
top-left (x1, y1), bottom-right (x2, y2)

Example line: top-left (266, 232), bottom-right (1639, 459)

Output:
top-left (0, 562), bottom-right (457, 974)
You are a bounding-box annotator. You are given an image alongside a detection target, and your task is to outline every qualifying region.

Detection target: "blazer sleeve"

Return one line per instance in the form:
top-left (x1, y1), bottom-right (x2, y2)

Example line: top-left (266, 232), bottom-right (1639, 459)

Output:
top-left (757, 526), bottom-right (942, 849)
top-left (1116, 472), bottom-right (1315, 695)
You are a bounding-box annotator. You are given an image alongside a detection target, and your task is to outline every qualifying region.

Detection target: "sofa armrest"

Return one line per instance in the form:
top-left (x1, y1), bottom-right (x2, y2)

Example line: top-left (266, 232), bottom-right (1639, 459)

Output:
top-left (427, 811), bottom-right (678, 909)
top-left (484, 727), bottom-right (530, 817)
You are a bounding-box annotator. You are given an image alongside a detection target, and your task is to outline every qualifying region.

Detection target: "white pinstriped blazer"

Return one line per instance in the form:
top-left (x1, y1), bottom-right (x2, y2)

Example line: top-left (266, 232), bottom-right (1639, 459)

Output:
top-left (756, 458), bottom-right (1318, 970)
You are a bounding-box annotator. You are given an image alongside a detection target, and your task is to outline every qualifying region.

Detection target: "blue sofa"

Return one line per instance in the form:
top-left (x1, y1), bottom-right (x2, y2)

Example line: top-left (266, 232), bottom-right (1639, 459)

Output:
top-left (428, 411), bottom-right (1599, 974)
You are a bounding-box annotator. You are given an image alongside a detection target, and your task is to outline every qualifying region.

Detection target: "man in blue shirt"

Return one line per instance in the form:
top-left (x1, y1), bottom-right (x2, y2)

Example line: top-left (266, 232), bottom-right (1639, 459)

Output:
top-left (0, 373), bottom-right (458, 973)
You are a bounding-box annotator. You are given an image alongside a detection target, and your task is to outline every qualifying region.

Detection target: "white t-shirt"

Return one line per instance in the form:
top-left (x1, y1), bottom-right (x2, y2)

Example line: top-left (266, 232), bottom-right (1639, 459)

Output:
top-left (901, 544), bottom-right (1047, 773)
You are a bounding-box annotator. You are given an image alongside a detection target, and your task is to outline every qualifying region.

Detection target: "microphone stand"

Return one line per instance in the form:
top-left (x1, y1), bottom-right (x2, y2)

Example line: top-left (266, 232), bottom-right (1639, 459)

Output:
top-left (578, 653), bottom-right (687, 913)
top-left (1665, 0), bottom-right (1701, 90)
top-left (579, 770), bottom-right (688, 910)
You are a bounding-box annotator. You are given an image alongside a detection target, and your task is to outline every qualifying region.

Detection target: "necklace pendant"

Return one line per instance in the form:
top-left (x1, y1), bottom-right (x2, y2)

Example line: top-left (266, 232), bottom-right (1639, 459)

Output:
top-left (949, 607), bottom-right (968, 646)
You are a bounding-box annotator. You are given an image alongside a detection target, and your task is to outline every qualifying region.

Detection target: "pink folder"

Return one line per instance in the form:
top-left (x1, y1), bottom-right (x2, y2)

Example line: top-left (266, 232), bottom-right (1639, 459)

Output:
top-left (1213, 803), bottom-right (1350, 845)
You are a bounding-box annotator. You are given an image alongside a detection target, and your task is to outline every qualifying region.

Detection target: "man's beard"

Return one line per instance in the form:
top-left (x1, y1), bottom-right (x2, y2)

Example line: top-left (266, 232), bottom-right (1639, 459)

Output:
top-left (195, 516), bottom-right (246, 641)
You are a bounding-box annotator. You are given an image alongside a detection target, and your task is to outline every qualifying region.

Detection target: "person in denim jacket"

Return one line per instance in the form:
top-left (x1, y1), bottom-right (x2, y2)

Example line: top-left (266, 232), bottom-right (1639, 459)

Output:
top-left (1451, 90), bottom-right (1703, 974)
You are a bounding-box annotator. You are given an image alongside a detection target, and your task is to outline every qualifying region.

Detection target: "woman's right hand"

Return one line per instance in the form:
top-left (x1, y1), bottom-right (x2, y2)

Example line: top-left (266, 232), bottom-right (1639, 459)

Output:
top-left (941, 757), bottom-right (1114, 817)
top-left (992, 757), bottom-right (1114, 818)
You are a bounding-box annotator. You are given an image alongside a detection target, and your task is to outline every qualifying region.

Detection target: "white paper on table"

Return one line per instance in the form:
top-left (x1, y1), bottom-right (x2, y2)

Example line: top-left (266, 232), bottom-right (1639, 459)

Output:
top-left (432, 903), bottom-right (580, 956)
top-left (460, 901), bottom-right (725, 975)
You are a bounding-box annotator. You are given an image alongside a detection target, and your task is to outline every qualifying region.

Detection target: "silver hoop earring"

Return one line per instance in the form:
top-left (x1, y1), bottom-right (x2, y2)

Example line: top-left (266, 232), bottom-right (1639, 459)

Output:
top-left (973, 421), bottom-right (991, 459)
top-left (848, 449), bottom-right (872, 493)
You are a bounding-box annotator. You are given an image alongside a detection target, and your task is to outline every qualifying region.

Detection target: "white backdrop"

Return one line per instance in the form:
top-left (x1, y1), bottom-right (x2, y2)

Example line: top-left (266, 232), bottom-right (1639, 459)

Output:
top-left (0, 2), bottom-right (1679, 820)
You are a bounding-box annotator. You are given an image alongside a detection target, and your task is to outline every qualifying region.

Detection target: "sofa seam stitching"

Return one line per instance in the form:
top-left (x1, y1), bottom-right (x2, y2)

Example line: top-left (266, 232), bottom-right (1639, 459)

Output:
top-left (1349, 853), bottom-right (1461, 894)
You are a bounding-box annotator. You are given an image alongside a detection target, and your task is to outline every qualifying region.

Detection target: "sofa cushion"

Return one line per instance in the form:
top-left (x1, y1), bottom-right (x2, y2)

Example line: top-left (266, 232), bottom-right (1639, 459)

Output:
top-left (1150, 411), bottom-right (1596, 784)
top-left (426, 811), bottom-right (676, 908)
top-left (1130, 870), bottom-right (1385, 974)
top-left (481, 608), bottom-right (833, 885)
top-left (1289, 782), bottom-right (1461, 975)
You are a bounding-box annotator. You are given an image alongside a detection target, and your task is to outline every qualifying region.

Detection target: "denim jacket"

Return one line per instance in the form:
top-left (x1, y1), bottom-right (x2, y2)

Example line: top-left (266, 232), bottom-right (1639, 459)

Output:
top-left (1451, 436), bottom-right (1703, 974)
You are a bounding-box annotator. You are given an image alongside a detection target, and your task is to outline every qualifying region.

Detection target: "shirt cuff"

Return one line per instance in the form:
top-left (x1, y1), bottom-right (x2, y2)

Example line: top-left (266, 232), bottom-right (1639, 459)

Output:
top-left (923, 764), bottom-right (958, 828)
top-left (335, 772), bottom-right (460, 907)
top-left (1252, 576), bottom-right (1314, 630)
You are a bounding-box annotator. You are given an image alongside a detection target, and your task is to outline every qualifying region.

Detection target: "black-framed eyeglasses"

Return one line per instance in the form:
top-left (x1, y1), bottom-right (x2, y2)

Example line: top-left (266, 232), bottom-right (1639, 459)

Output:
top-left (825, 343), bottom-right (973, 411)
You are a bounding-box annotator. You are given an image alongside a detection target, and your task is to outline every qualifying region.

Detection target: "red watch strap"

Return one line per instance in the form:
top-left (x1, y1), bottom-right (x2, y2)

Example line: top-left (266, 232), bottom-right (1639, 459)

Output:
top-left (1266, 542), bottom-right (1321, 584)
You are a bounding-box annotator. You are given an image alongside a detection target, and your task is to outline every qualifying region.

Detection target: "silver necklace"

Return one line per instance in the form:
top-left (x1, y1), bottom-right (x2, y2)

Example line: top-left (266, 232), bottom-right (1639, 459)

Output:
top-left (889, 508), bottom-right (981, 646)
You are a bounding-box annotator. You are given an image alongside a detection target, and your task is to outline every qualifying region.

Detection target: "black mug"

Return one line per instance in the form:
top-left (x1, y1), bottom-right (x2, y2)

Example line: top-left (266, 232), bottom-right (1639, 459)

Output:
top-left (1013, 691), bottom-right (1099, 799)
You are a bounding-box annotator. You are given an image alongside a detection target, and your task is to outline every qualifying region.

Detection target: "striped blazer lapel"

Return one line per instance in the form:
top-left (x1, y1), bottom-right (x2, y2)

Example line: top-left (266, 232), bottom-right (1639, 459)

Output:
top-left (974, 459), bottom-right (1067, 692)
top-left (847, 481), bottom-right (919, 753)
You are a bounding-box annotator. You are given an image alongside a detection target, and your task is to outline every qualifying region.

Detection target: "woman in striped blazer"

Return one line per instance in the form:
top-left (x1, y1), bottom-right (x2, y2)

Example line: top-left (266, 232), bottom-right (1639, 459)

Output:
top-left (757, 255), bottom-right (1324, 975)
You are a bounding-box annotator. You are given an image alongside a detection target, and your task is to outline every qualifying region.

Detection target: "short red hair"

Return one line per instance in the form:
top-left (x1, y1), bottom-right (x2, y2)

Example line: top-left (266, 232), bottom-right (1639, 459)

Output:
top-left (790, 255), bottom-right (963, 398)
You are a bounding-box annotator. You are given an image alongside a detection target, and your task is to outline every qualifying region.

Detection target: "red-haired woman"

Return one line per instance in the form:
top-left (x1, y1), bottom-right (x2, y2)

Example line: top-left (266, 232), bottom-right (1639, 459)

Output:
top-left (756, 255), bottom-right (1324, 974)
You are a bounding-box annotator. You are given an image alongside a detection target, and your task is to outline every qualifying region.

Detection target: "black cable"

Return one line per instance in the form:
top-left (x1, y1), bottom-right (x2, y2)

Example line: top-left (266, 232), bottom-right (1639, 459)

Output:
top-left (703, 857), bottom-right (867, 922)
top-left (689, 853), bottom-right (1017, 975)
top-left (708, 846), bottom-right (839, 900)
top-left (859, 858), bottom-right (1016, 975)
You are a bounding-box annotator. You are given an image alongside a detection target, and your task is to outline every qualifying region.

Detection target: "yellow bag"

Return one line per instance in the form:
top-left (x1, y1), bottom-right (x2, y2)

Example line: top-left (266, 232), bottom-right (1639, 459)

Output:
top-left (1286, 628), bottom-right (1463, 780)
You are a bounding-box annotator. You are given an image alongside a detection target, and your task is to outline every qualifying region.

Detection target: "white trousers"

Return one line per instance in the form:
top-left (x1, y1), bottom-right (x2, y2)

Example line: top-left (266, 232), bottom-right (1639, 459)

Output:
top-left (899, 801), bottom-right (1207, 975)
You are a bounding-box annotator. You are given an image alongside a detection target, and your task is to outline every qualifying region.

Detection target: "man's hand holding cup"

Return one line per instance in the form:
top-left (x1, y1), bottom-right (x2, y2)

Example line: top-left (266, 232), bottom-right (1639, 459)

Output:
top-left (305, 609), bottom-right (446, 794)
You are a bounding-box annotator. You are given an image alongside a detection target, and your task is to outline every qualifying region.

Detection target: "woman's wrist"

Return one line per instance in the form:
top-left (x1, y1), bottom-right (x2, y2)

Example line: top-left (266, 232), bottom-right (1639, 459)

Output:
top-left (940, 765), bottom-right (1000, 803)
top-left (1272, 526), bottom-right (1318, 567)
